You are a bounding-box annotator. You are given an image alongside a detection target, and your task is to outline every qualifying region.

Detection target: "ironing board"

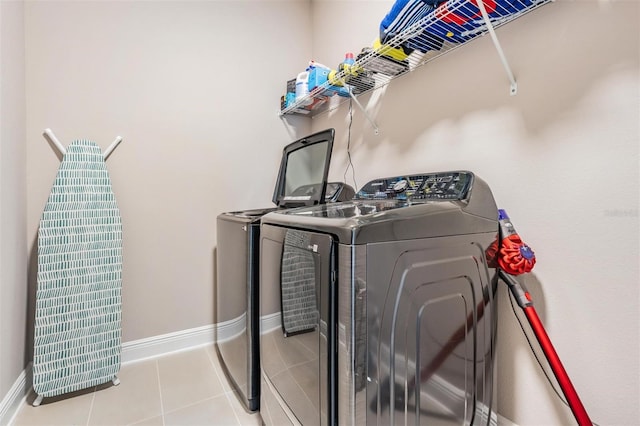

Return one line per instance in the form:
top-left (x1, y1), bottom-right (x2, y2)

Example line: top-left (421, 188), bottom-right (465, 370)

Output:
top-left (33, 132), bottom-right (123, 406)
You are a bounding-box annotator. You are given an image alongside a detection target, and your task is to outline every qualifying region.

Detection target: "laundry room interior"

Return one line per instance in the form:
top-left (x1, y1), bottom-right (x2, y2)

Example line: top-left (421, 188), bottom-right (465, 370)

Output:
top-left (0, 0), bottom-right (638, 425)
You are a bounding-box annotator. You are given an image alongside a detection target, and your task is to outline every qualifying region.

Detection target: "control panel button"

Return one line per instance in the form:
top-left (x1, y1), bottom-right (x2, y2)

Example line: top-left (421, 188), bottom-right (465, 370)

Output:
top-left (392, 179), bottom-right (408, 193)
top-left (355, 171), bottom-right (473, 202)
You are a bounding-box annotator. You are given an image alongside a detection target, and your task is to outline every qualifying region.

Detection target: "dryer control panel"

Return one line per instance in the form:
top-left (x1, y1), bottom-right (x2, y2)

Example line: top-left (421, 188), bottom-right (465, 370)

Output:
top-left (355, 171), bottom-right (473, 201)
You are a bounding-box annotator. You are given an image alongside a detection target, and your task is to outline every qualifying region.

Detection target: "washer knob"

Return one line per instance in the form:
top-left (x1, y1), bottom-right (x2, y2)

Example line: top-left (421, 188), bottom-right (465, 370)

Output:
top-left (392, 179), bottom-right (408, 193)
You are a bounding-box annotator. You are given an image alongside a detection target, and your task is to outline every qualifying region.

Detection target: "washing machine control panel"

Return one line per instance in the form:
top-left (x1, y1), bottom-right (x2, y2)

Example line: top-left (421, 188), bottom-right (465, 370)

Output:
top-left (355, 171), bottom-right (473, 201)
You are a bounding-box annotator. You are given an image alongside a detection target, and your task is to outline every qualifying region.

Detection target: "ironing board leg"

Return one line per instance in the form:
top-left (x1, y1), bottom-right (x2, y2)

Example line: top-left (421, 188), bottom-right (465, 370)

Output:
top-left (33, 394), bottom-right (43, 407)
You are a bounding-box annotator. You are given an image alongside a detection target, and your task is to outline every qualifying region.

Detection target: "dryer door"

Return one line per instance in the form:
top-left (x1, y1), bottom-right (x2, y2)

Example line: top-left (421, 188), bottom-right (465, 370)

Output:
top-left (260, 224), bottom-right (336, 426)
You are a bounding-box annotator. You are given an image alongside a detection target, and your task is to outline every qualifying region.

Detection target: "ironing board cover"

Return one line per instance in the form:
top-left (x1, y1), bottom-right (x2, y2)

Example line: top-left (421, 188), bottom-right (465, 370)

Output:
top-left (33, 139), bottom-right (122, 398)
top-left (280, 230), bottom-right (318, 336)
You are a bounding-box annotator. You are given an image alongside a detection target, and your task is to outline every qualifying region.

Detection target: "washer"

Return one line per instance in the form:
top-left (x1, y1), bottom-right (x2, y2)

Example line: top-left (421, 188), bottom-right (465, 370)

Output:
top-left (215, 129), bottom-right (354, 412)
top-left (259, 170), bottom-right (500, 425)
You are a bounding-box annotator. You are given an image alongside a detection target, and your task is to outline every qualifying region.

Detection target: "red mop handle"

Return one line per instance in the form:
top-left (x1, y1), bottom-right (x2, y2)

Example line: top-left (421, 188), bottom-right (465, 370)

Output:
top-left (522, 306), bottom-right (592, 426)
top-left (499, 270), bottom-right (592, 425)
top-left (496, 211), bottom-right (592, 424)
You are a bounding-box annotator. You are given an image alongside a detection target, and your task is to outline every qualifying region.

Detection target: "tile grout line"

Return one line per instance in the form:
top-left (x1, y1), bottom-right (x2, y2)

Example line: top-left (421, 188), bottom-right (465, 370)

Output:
top-left (161, 395), bottom-right (224, 417)
top-left (155, 359), bottom-right (165, 426)
top-left (260, 391), bottom-right (274, 426)
top-left (205, 347), bottom-right (242, 426)
top-left (86, 386), bottom-right (97, 426)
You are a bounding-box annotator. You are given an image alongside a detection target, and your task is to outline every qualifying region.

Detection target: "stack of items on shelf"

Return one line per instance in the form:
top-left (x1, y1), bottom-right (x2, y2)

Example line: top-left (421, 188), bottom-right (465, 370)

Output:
top-left (280, 55), bottom-right (375, 114)
top-left (371, 0), bottom-right (547, 65)
top-left (280, 0), bottom-right (548, 114)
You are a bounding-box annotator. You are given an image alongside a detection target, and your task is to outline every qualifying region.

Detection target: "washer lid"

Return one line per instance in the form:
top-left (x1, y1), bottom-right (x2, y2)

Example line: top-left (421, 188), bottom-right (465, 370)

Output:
top-left (288, 199), bottom-right (410, 219)
top-left (272, 129), bottom-right (335, 208)
top-left (262, 171), bottom-right (499, 244)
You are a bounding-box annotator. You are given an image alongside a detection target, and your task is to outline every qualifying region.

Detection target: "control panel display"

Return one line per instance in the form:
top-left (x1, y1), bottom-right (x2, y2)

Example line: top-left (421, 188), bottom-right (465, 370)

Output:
top-left (355, 171), bottom-right (473, 202)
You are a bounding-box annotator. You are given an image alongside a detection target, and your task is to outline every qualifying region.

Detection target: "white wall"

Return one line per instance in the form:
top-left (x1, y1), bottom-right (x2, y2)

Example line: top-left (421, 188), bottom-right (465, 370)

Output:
top-left (311, 0), bottom-right (639, 425)
top-left (24, 0), bottom-right (312, 344)
top-left (0, 0), bottom-right (27, 415)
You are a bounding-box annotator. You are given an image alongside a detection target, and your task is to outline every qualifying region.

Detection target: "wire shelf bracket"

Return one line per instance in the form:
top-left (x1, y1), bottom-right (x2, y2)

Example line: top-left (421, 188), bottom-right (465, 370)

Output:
top-left (347, 86), bottom-right (380, 135)
top-left (476, 0), bottom-right (518, 95)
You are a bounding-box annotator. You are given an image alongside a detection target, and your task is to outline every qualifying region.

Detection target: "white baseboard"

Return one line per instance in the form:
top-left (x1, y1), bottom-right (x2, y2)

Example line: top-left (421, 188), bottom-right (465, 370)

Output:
top-left (121, 324), bottom-right (216, 364)
top-left (121, 313), bottom-right (258, 365)
top-left (0, 363), bottom-right (32, 426)
top-left (260, 312), bottom-right (281, 335)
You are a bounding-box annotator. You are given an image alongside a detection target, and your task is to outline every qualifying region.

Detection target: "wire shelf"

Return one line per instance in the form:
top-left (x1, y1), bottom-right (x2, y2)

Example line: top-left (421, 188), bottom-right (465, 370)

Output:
top-left (279, 0), bottom-right (552, 118)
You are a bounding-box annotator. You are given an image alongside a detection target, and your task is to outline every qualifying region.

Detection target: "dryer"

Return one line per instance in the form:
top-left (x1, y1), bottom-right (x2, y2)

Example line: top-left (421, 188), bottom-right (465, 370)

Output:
top-left (259, 171), bottom-right (499, 425)
top-left (215, 129), bottom-right (354, 412)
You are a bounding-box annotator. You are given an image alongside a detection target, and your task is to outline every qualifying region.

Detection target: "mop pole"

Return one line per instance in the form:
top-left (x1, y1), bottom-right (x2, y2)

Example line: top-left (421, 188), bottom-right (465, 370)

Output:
top-left (499, 270), bottom-right (592, 426)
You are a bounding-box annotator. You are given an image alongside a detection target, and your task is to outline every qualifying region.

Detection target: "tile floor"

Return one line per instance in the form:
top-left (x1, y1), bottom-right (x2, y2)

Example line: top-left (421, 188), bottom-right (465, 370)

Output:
top-left (10, 345), bottom-right (262, 426)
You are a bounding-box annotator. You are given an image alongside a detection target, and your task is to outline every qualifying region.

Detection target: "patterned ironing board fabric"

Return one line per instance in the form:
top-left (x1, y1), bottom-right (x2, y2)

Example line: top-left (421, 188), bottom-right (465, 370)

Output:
top-left (33, 139), bottom-right (122, 401)
top-left (280, 230), bottom-right (318, 336)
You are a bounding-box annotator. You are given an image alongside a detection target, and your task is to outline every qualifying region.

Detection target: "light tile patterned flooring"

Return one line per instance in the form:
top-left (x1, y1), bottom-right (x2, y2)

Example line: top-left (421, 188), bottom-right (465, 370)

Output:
top-left (10, 345), bottom-right (262, 426)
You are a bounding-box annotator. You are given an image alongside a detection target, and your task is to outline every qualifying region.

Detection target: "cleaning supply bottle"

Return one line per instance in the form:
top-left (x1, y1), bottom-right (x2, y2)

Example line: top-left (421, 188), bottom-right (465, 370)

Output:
top-left (340, 52), bottom-right (355, 75)
top-left (329, 53), bottom-right (356, 86)
top-left (295, 71), bottom-right (312, 106)
top-left (328, 69), bottom-right (343, 87)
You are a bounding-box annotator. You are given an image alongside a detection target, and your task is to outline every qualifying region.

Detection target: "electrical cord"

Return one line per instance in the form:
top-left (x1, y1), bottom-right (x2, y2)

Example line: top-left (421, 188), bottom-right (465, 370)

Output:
top-left (507, 289), bottom-right (600, 426)
top-left (343, 97), bottom-right (358, 191)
